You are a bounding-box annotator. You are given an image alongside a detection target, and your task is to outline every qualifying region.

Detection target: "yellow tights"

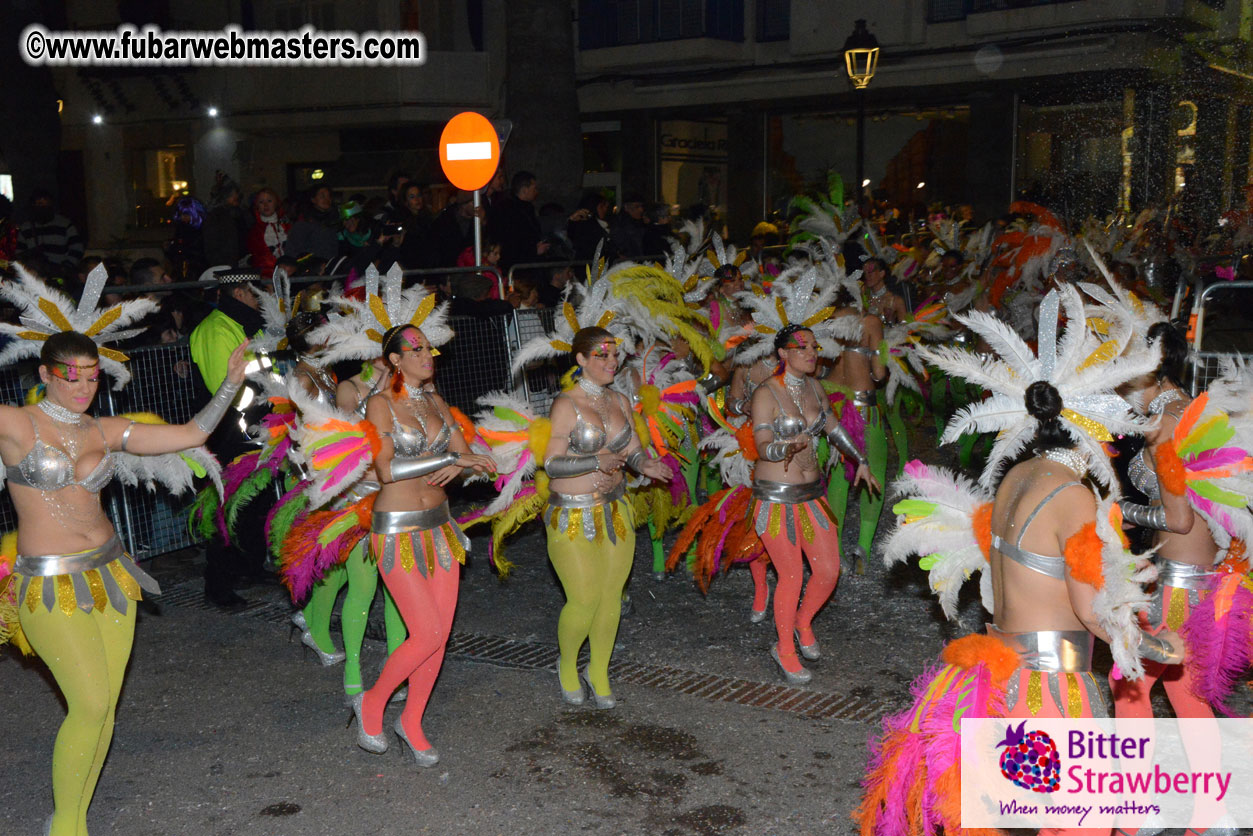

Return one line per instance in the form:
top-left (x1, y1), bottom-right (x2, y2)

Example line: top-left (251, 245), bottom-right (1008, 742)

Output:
top-left (19, 601), bottom-right (136, 836)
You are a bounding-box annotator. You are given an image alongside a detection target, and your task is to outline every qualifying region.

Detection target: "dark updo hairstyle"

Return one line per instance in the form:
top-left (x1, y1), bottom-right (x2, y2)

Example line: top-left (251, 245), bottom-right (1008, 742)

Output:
top-left (773, 324), bottom-right (813, 354)
top-left (41, 331), bottom-right (99, 367)
top-left (1024, 379), bottom-right (1072, 452)
top-left (714, 263), bottom-right (741, 283)
top-left (1148, 320), bottom-right (1188, 389)
top-left (571, 326), bottom-right (614, 363)
top-left (285, 310), bottom-right (328, 356)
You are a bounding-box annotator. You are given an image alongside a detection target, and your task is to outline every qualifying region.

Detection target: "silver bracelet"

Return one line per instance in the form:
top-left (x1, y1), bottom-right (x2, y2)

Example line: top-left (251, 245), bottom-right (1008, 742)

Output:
top-left (1120, 501), bottom-right (1169, 531)
top-left (697, 372), bottom-right (723, 394)
top-left (761, 441), bottom-right (791, 462)
top-left (727, 396), bottom-right (749, 417)
top-left (1138, 630), bottom-right (1184, 665)
top-left (119, 420), bottom-right (136, 452)
top-left (389, 451), bottom-right (460, 481)
top-left (194, 378), bottom-right (243, 434)
top-left (544, 454), bottom-right (600, 478)
top-left (626, 449), bottom-right (648, 472)
top-left (827, 423), bottom-right (868, 467)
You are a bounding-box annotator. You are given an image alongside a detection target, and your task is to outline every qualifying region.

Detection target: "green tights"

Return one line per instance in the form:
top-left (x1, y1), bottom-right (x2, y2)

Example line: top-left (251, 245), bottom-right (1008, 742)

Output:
top-left (547, 501), bottom-right (636, 697)
top-left (300, 538), bottom-right (405, 695)
top-left (20, 602), bottom-right (136, 836)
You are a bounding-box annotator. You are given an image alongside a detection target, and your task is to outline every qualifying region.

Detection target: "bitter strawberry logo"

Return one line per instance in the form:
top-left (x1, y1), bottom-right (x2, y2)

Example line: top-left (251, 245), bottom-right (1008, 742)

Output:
top-left (997, 721), bottom-right (1061, 793)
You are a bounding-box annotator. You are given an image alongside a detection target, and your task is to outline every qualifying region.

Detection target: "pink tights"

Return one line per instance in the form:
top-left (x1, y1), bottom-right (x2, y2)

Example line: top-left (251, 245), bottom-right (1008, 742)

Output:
top-left (361, 539), bottom-right (459, 751)
top-left (757, 504), bottom-right (840, 665)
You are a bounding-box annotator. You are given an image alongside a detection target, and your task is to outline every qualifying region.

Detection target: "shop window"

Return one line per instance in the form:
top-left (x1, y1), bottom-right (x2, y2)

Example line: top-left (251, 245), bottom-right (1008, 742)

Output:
top-left (128, 147), bottom-right (189, 230)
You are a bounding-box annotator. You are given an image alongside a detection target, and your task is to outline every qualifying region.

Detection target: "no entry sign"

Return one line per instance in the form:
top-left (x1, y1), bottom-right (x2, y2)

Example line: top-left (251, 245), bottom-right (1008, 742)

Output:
top-left (438, 112), bottom-right (500, 191)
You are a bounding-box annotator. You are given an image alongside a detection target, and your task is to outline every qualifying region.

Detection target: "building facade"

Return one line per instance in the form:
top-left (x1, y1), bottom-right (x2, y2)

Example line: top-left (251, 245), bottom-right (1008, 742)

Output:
top-left (575, 0), bottom-right (1253, 236)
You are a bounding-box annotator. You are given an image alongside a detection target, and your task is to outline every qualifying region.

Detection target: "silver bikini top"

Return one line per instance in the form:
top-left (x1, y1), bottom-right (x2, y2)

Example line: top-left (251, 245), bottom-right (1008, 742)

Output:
top-left (567, 393), bottom-right (633, 455)
top-left (295, 364), bottom-right (338, 409)
top-left (384, 396), bottom-right (451, 457)
top-left (990, 481), bottom-right (1084, 580)
top-left (5, 413), bottom-right (115, 494)
top-left (753, 378), bottom-right (828, 441)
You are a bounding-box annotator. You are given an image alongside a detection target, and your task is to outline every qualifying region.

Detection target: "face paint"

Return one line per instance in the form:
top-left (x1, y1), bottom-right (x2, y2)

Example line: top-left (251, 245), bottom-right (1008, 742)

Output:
top-left (51, 361), bottom-right (100, 383)
top-left (784, 331), bottom-right (814, 351)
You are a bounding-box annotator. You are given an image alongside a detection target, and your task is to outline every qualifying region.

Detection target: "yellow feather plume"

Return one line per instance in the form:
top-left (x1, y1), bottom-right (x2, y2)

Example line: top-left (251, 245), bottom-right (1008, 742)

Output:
top-left (529, 417), bottom-right (553, 462)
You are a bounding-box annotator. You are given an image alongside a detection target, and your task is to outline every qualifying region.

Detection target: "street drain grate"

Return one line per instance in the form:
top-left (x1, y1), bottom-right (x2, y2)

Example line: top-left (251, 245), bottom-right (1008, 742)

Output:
top-left (157, 579), bottom-right (900, 723)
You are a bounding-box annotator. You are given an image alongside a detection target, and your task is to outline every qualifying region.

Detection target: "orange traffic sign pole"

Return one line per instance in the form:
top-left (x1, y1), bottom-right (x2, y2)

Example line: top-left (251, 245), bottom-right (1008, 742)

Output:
top-left (439, 111), bottom-right (501, 270)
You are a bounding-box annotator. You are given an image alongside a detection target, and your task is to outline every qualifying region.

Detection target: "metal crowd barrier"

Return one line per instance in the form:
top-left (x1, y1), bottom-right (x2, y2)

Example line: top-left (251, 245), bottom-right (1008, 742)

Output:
top-left (1188, 279), bottom-right (1253, 397)
top-left (0, 306), bottom-right (568, 562)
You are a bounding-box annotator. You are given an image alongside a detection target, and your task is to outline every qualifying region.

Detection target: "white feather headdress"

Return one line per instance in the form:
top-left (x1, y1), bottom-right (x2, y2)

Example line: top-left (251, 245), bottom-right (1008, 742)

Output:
top-left (0, 264), bottom-right (159, 389)
top-left (919, 284), bottom-right (1159, 491)
top-left (734, 264), bottom-right (862, 366)
top-left (307, 263), bottom-right (453, 365)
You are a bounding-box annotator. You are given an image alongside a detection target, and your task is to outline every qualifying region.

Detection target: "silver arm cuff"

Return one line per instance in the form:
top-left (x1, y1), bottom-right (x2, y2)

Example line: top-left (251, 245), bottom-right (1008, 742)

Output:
top-left (626, 449), bottom-right (648, 472)
top-left (727, 396), bottom-right (749, 417)
top-left (697, 372), bottom-right (724, 394)
top-left (545, 454), bottom-right (600, 478)
top-left (761, 441), bottom-right (791, 462)
top-left (193, 379), bottom-right (243, 434)
top-left (1120, 501), bottom-right (1169, 531)
top-left (119, 420), bottom-right (136, 452)
top-left (827, 423), bottom-right (868, 467)
top-left (1138, 629), bottom-right (1185, 665)
top-left (388, 451), bottom-right (460, 481)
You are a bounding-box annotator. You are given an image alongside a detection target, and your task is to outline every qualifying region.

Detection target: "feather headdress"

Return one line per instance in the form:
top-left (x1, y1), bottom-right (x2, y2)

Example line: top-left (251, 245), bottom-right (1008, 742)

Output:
top-left (920, 284), bottom-right (1159, 491)
top-left (307, 263), bottom-right (452, 365)
top-left (0, 264), bottom-right (158, 389)
top-left (699, 231), bottom-right (759, 282)
top-left (509, 274), bottom-right (625, 375)
top-left (1078, 240), bottom-right (1167, 349)
top-left (251, 268), bottom-right (314, 353)
top-left (734, 263), bottom-right (862, 366)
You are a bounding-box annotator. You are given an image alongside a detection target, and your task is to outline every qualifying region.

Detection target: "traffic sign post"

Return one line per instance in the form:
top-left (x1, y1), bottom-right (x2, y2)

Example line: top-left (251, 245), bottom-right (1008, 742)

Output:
top-left (439, 112), bottom-right (501, 269)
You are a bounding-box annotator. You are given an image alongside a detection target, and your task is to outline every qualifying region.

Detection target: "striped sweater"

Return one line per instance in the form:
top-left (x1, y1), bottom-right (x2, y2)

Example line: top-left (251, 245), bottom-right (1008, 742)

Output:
top-left (17, 214), bottom-right (84, 268)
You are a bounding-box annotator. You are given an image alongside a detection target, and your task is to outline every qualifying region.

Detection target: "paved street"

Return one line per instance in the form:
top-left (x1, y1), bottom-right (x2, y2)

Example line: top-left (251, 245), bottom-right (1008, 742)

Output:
top-left (2, 498), bottom-right (967, 836)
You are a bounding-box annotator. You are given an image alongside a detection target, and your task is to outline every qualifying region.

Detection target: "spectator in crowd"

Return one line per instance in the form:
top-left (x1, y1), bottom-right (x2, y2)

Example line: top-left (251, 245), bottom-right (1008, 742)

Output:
top-left (508, 275), bottom-right (541, 309)
top-left (610, 193), bottom-right (647, 259)
top-left (189, 268), bottom-right (269, 609)
top-left (0, 195), bottom-right (18, 270)
top-left (392, 182), bottom-right (438, 270)
top-left (16, 188), bottom-right (84, 279)
top-left (490, 170), bottom-right (549, 270)
top-left (538, 202), bottom-right (576, 262)
top-left (567, 191), bottom-right (612, 262)
top-left (286, 185), bottom-right (341, 262)
top-left (450, 273), bottom-right (512, 318)
top-left (455, 238), bottom-right (503, 299)
top-left (642, 202), bottom-right (673, 258)
top-left (535, 263), bottom-right (574, 309)
top-left (167, 195), bottom-right (208, 282)
top-left (338, 200), bottom-right (375, 263)
top-left (100, 257), bottom-right (130, 307)
top-left (433, 190), bottom-right (478, 267)
top-left (203, 179), bottom-right (250, 268)
top-left (376, 170), bottom-right (411, 221)
top-left (246, 187), bottom-right (289, 278)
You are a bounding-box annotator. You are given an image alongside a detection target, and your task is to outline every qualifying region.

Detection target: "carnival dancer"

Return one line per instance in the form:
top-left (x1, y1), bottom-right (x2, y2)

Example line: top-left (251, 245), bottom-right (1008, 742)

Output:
top-left (738, 266), bottom-right (877, 683)
top-left (347, 322), bottom-right (494, 765)
top-left (0, 265), bottom-right (239, 836)
top-left (544, 326), bottom-right (673, 707)
top-left (858, 286), bottom-right (1177, 836)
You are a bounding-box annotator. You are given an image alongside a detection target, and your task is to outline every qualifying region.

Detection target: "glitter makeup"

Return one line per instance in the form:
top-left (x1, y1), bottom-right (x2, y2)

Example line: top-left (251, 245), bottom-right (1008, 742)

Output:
top-left (50, 361), bottom-right (100, 383)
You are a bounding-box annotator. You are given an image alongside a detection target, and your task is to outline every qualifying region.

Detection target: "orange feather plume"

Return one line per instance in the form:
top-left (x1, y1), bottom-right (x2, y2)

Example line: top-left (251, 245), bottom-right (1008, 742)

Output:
top-left (1063, 522), bottom-right (1104, 589)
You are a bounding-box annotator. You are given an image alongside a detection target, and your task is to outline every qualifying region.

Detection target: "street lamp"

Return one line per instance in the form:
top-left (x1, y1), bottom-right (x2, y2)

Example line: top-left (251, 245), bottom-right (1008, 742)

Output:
top-left (843, 19), bottom-right (879, 201)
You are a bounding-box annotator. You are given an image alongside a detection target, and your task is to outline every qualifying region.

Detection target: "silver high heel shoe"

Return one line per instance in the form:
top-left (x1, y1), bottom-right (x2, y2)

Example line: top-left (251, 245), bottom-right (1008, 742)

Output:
top-left (394, 716), bottom-right (439, 767)
top-left (290, 611), bottom-right (307, 632)
top-left (301, 631), bottom-right (346, 666)
top-left (750, 588), bottom-right (770, 623)
top-left (770, 644), bottom-right (812, 685)
top-left (557, 655), bottom-right (584, 705)
top-left (794, 628), bottom-right (821, 661)
top-left (348, 692), bottom-right (388, 754)
top-left (390, 686), bottom-right (408, 704)
top-left (581, 668), bottom-right (616, 710)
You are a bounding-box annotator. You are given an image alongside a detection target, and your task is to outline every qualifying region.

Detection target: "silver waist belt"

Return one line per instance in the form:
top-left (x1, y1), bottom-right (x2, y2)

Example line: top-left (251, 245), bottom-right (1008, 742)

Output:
top-left (988, 625), bottom-right (1094, 673)
top-left (372, 503), bottom-right (452, 534)
top-left (15, 535), bottom-right (122, 577)
top-left (1155, 557), bottom-right (1218, 590)
top-left (547, 481), bottom-right (626, 509)
top-left (752, 479), bottom-right (824, 504)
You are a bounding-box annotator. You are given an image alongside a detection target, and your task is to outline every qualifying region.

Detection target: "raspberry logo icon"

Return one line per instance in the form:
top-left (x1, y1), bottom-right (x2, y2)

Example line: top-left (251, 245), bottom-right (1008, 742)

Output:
top-left (997, 720), bottom-right (1060, 793)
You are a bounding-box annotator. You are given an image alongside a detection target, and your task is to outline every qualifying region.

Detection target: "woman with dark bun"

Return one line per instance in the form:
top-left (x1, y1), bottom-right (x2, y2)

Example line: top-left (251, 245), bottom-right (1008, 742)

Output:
top-left (350, 322), bottom-right (495, 766)
top-left (750, 324), bottom-right (877, 684)
top-left (542, 326), bottom-right (672, 708)
top-left (859, 287), bottom-right (1183, 836)
top-left (1112, 321), bottom-right (1216, 720)
top-left (0, 265), bottom-right (248, 836)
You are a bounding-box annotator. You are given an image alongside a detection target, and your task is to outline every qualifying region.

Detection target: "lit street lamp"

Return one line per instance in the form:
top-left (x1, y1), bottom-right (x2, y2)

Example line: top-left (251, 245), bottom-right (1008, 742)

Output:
top-left (843, 19), bottom-right (879, 202)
